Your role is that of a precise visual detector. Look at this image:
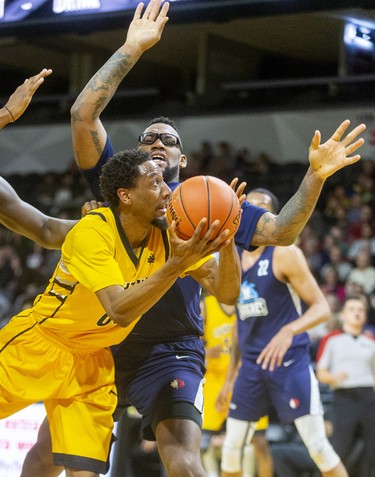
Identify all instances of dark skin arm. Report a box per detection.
[0,68,76,249]
[71,0,169,168]
[0,69,52,128]
[251,120,366,246]
[0,177,76,249]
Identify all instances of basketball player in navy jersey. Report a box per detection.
[216,188,348,477]
[22,1,365,476]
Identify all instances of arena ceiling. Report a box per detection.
[0,1,375,120]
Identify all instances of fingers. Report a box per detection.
[330,119,351,142]
[345,137,365,156]
[133,2,144,20]
[144,0,160,20]
[309,130,321,150]
[341,123,366,147]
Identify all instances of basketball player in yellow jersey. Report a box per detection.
[202,292,236,436]
[201,293,271,477]
[0,149,242,477]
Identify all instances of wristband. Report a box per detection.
[4,105,15,123]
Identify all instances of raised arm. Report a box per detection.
[251,120,366,246]
[0,68,75,249]
[71,0,169,169]
[0,177,75,249]
[0,69,52,129]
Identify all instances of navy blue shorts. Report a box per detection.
[229,347,323,423]
[114,338,206,440]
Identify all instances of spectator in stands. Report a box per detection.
[317,296,375,477]
[320,245,353,284]
[347,222,375,263]
[319,265,346,303]
[347,204,375,243]
[346,249,375,295]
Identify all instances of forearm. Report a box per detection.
[273,167,325,245]
[211,241,241,304]
[316,368,336,386]
[100,259,185,327]
[0,211,75,250]
[0,106,13,129]
[71,42,143,123]
[284,301,330,336]
[224,346,241,388]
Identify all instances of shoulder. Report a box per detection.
[316,330,343,361]
[273,243,307,271]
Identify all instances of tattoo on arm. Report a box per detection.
[90,130,103,155]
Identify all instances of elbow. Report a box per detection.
[215,289,240,306]
[318,303,331,324]
[70,102,80,121]
[108,306,139,328]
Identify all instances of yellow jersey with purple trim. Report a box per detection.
[28,206,173,352]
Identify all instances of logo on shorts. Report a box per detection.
[283,359,295,367]
[289,398,300,409]
[148,253,155,263]
[170,378,185,389]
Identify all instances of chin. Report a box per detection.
[152,216,168,231]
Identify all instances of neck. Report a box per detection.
[117,211,151,249]
[343,323,362,337]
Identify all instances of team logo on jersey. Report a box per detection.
[237,281,268,320]
[170,378,185,389]
[289,398,300,409]
[147,253,155,263]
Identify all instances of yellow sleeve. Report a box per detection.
[180,254,214,277]
[62,217,124,292]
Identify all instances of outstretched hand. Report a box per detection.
[126,0,170,53]
[4,68,52,123]
[308,119,366,180]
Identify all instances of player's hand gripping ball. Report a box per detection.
[167,175,241,240]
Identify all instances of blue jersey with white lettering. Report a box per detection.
[237,246,310,359]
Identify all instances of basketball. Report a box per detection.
[167,175,241,241]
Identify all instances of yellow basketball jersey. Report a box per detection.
[27,207,171,351]
[203,295,236,431]
[203,295,236,374]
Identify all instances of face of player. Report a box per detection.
[138,123,187,183]
[131,160,171,230]
[246,192,274,213]
[341,298,367,329]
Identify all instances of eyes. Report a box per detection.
[138,132,182,149]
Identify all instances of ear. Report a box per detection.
[117,188,131,205]
[179,154,187,169]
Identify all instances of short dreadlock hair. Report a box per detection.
[99,149,151,208]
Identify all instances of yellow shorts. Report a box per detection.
[255,415,269,431]
[0,315,117,473]
[202,369,228,431]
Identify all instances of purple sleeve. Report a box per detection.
[79,137,114,201]
[234,201,267,251]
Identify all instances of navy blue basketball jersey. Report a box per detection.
[237,246,310,358]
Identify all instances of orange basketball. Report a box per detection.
[167,175,241,241]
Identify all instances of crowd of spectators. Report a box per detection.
[1,144,375,336]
